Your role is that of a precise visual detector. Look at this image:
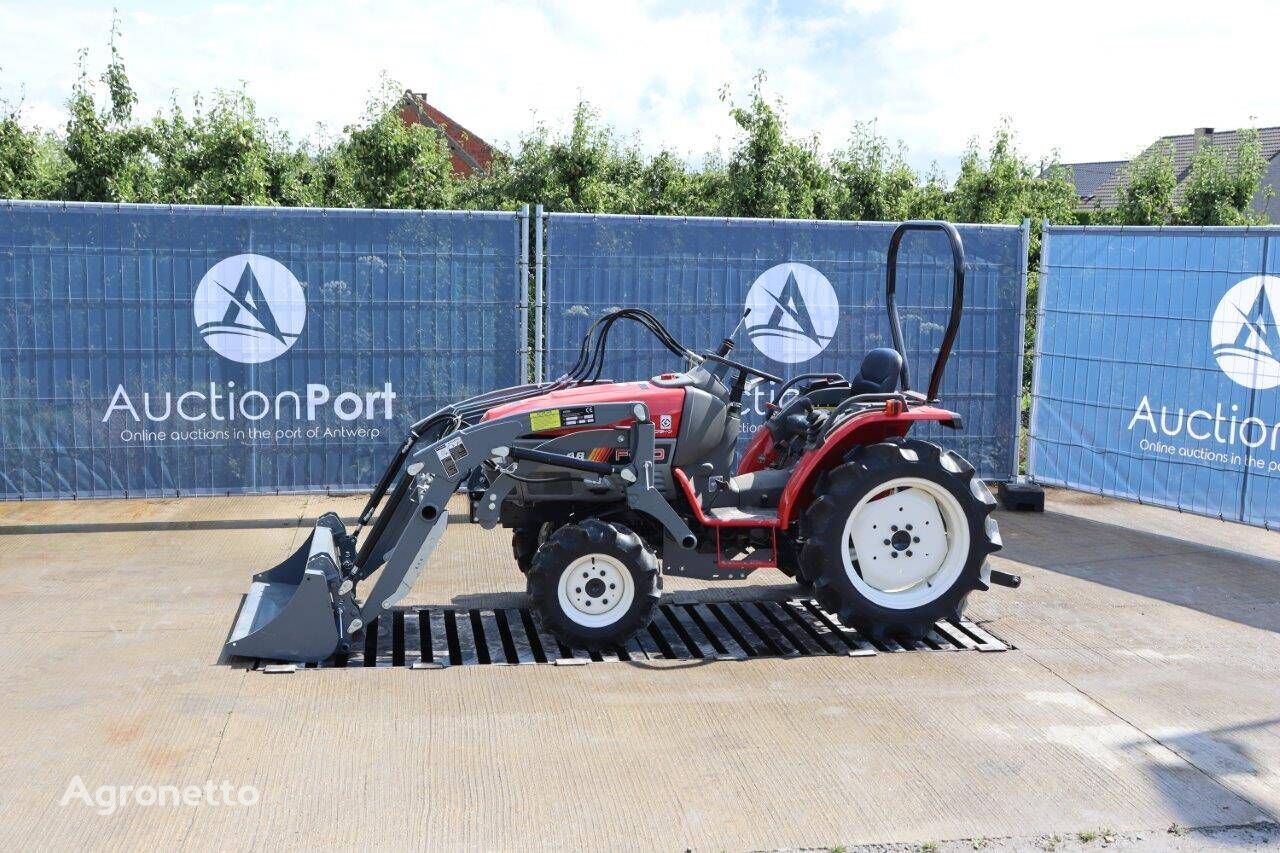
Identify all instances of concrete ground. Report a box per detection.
[0,488,1277,851]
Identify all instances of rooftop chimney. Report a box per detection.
[1195,127,1214,138]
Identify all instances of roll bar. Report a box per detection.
[885,220,966,402]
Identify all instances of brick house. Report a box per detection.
[399,91,497,177]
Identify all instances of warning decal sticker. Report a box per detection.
[529,409,562,432]
[436,436,467,477]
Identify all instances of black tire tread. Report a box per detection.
[511,525,547,574]
[527,519,660,651]
[800,438,1002,641]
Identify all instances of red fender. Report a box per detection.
[774,405,960,528]
[736,425,779,474]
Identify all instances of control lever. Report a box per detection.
[804,408,827,445]
[716,308,751,356]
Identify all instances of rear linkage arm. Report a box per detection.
[341,401,696,638]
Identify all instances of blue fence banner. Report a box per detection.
[0,201,525,499]
[543,213,1029,480]
[1031,225,1280,529]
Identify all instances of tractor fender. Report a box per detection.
[775,405,961,527]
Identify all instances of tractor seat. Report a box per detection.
[849,348,903,395]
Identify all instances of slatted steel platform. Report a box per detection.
[247,598,1009,671]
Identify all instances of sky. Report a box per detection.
[1,0,1277,178]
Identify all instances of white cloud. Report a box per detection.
[0,0,1276,177]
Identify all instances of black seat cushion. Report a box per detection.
[849,348,903,395]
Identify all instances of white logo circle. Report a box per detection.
[1211,275,1280,390]
[744,262,840,363]
[193,254,305,364]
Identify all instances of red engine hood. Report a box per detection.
[483,381,685,439]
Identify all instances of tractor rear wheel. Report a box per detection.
[799,438,1001,641]
[527,519,660,651]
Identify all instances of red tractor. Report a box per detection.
[226,221,1016,663]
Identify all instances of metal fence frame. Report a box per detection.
[517,204,531,382]
[1029,222,1280,529]
[534,204,545,383]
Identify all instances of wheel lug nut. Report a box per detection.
[913,536,920,543]
[906,524,913,531]
[883,539,890,545]
[891,525,898,531]
[906,551,913,557]
[890,552,898,559]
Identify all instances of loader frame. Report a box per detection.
[226,399,697,662]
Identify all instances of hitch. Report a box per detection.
[990,569,1022,589]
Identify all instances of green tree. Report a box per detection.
[62,22,154,202]
[721,75,831,219]
[633,150,723,216]
[263,124,325,208]
[906,166,950,220]
[827,121,918,222]
[0,98,42,198]
[948,123,1076,230]
[0,123,69,199]
[149,90,274,205]
[481,103,649,214]
[1111,143,1177,225]
[328,84,457,209]
[1180,128,1270,225]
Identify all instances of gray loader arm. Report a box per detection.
[349,400,696,636]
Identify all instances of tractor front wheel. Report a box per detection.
[527,519,660,651]
[799,438,1001,641]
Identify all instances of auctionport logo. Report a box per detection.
[1211,275,1280,390]
[1126,274,1280,469]
[744,263,839,364]
[194,254,305,364]
[101,251,397,440]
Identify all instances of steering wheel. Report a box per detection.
[700,351,783,385]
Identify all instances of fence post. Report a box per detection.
[1027,220,1053,482]
[1014,217,1031,479]
[518,204,530,382]
[534,204,545,383]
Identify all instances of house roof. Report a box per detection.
[399,91,496,176]
[1062,161,1127,203]
[1081,126,1280,209]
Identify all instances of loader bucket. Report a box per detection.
[225,512,349,663]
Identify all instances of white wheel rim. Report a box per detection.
[839,476,970,610]
[557,553,635,628]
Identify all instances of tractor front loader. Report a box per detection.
[225,220,1020,664]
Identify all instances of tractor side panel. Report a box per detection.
[482,381,686,439]
[672,386,737,473]
[776,407,959,527]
